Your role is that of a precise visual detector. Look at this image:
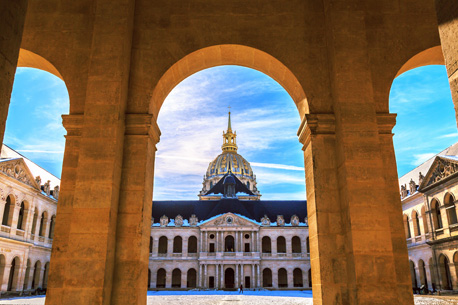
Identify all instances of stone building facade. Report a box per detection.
[0,145,59,294]
[401,142,458,292]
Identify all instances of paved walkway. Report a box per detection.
[0,292,457,305]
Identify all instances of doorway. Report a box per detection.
[225,268,235,288]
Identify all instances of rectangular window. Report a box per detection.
[244,243,250,252]
[209,243,215,253]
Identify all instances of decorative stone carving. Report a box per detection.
[35,176,41,186]
[424,158,458,188]
[304,217,308,226]
[189,214,198,226]
[175,215,183,227]
[151,218,154,226]
[291,215,299,226]
[53,185,59,200]
[409,179,417,195]
[400,184,408,198]
[261,215,270,226]
[276,215,285,226]
[160,215,168,227]
[418,172,424,185]
[43,180,51,196]
[0,160,34,186]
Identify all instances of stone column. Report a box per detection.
[251,264,255,288]
[425,262,433,290]
[10,204,21,236]
[111,114,160,304]
[199,264,203,288]
[200,232,203,252]
[240,264,244,287]
[1,264,11,291]
[204,264,207,288]
[286,238,292,256]
[167,238,173,256]
[435,0,458,126]
[222,264,225,289]
[216,264,219,289]
[271,237,277,255]
[257,264,261,287]
[235,264,239,287]
[235,232,238,252]
[46,0,137,303]
[152,237,159,257]
[0,0,28,146]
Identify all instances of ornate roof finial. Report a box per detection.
[222,110,238,153]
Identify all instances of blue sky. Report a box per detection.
[4,65,457,200]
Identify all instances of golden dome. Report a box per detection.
[205,152,254,178]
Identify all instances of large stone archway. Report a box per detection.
[1,1,458,305]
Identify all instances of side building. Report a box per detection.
[0,145,59,295]
[401,142,458,292]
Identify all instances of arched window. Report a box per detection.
[262,236,271,253]
[278,268,287,287]
[431,199,443,230]
[403,215,411,238]
[188,236,197,253]
[17,202,25,230]
[149,236,153,254]
[31,208,38,235]
[39,211,48,237]
[172,268,181,288]
[42,262,50,289]
[262,268,272,287]
[293,268,303,287]
[7,257,20,291]
[445,193,458,225]
[412,210,421,236]
[48,215,56,239]
[2,195,15,226]
[225,235,235,252]
[173,236,182,253]
[439,254,452,290]
[187,268,197,288]
[158,236,168,254]
[306,236,310,254]
[156,268,166,288]
[292,236,301,253]
[32,261,41,289]
[277,236,286,253]
[409,260,417,289]
[418,259,428,288]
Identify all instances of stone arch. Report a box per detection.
[156,268,166,288]
[277,236,286,253]
[187,268,197,288]
[2,194,15,227]
[17,49,64,81]
[394,46,444,79]
[262,236,271,253]
[262,268,272,288]
[278,268,287,288]
[293,268,303,287]
[411,210,421,237]
[173,236,182,253]
[225,235,235,252]
[444,192,458,226]
[409,260,418,289]
[172,268,181,288]
[431,198,443,230]
[438,254,452,290]
[158,236,167,254]
[31,260,41,289]
[42,262,50,289]
[39,210,48,237]
[151,45,309,118]
[187,236,197,253]
[418,259,428,288]
[403,214,411,239]
[292,236,301,254]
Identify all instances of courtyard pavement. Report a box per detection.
[0,291,457,304]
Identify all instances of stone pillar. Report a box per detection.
[287,268,293,288]
[111,114,160,303]
[425,262,433,290]
[251,264,255,288]
[1,264,11,291]
[235,232,238,252]
[199,264,203,288]
[167,238,173,256]
[152,237,159,257]
[10,204,21,236]
[165,269,171,289]
[46,0,137,303]
[271,237,277,255]
[257,264,261,287]
[286,238,292,256]
[272,269,278,288]
[435,0,458,127]
[0,0,28,146]
[222,264,225,289]
[215,264,219,289]
[199,232,203,252]
[204,264,207,288]
[235,264,239,287]
[240,264,244,287]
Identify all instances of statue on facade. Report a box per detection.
[189,214,198,226]
[400,184,408,198]
[276,215,285,226]
[35,176,41,187]
[304,216,308,226]
[261,215,270,226]
[418,172,424,186]
[409,179,417,195]
[53,185,59,200]
[43,180,51,196]
[160,215,168,227]
[175,215,183,227]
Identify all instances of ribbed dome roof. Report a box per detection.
[205,152,254,179]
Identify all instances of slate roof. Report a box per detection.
[152,199,307,223]
[205,172,254,196]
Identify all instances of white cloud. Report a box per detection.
[439,132,458,139]
[412,153,436,166]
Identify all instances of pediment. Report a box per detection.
[419,156,458,191]
[0,158,39,189]
[200,213,259,228]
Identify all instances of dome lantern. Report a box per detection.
[222,112,238,153]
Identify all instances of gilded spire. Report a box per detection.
[222,111,237,153]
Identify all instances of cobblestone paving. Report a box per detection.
[0,294,457,304]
